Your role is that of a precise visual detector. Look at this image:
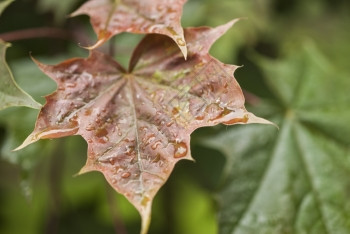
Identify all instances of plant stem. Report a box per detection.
[0,27,70,42]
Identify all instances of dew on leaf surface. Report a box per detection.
[173,141,187,158]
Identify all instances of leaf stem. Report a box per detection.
[0,27,71,42]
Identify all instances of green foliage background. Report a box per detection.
[0,0,349,233]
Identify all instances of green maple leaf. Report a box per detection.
[202,42,350,234]
[0,41,41,110]
[0,56,56,168]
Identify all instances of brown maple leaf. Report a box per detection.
[16,20,270,234]
[71,0,188,58]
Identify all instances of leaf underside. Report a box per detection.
[16,20,271,233]
[72,0,188,58]
[202,43,350,234]
[0,41,41,111]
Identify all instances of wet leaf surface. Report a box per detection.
[16,20,269,233]
[72,0,188,58]
[202,43,350,234]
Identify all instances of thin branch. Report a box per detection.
[0,27,71,42]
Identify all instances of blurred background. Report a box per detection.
[1,0,349,233]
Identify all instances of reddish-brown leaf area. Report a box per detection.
[72,0,188,58]
[17,20,270,233]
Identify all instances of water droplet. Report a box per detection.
[194,62,204,70]
[66,82,77,88]
[151,141,162,150]
[102,136,109,142]
[130,156,138,164]
[156,4,164,11]
[148,136,156,144]
[109,158,116,165]
[98,138,107,144]
[121,172,131,178]
[195,115,205,120]
[223,114,249,125]
[152,153,161,163]
[118,132,122,136]
[140,126,148,132]
[172,107,179,115]
[125,145,135,156]
[209,106,232,121]
[176,38,185,46]
[141,196,150,206]
[85,125,95,131]
[84,109,92,116]
[65,92,72,98]
[68,120,78,127]
[166,26,177,36]
[111,179,117,184]
[173,141,188,158]
[166,121,174,127]
[207,83,215,92]
[95,128,108,138]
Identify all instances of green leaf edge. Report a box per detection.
[0,40,42,110]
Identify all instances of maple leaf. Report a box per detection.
[71,0,188,58]
[16,20,271,233]
[0,41,41,110]
[201,43,350,233]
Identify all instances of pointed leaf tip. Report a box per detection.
[184,18,240,55]
[13,133,38,151]
[245,112,278,127]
